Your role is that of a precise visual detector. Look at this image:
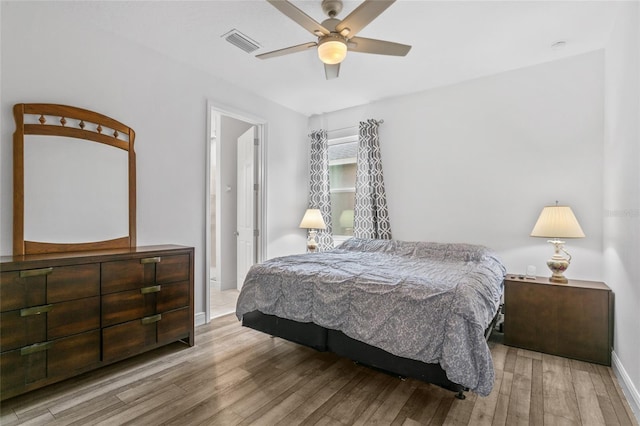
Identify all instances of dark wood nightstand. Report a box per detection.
[503,274,613,365]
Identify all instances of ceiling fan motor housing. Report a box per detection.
[322,0,343,18]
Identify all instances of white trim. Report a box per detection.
[329,158,356,166]
[195,312,207,327]
[328,134,358,145]
[204,100,267,324]
[330,187,355,193]
[612,350,640,422]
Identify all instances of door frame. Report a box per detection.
[205,100,267,323]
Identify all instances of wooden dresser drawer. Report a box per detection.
[0,309,47,352]
[101,280,189,327]
[0,271,47,311]
[47,264,100,303]
[158,307,190,345]
[0,330,100,397]
[101,290,149,327]
[157,281,190,313]
[48,296,100,339]
[102,307,190,362]
[101,259,146,294]
[0,264,99,312]
[156,254,190,284]
[0,296,100,351]
[102,318,158,362]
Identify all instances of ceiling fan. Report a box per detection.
[257,0,411,80]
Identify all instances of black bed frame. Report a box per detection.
[242,309,501,399]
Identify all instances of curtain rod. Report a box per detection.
[308,119,384,137]
[327,119,384,134]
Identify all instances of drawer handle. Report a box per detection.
[140,257,161,264]
[20,341,53,355]
[140,285,161,294]
[20,304,53,317]
[19,267,53,278]
[141,314,162,325]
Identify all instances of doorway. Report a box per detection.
[206,102,266,322]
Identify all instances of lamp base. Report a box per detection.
[546,240,571,284]
[307,229,318,253]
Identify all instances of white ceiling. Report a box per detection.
[39,0,620,116]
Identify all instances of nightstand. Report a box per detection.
[503,274,613,365]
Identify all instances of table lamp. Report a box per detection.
[530,203,585,283]
[299,208,326,252]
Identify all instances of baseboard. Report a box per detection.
[612,350,640,422]
[195,311,207,327]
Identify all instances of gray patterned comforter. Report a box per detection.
[235,238,506,396]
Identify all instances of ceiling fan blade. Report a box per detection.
[256,42,318,60]
[267,0,330,36]
[324,63,340,80]
[348,36,411,56]
[336,0,395,38]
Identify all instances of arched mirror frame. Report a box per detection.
[13,103,136,255]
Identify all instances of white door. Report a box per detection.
[236,126,256,290]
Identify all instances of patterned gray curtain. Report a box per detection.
[354,119,392,239]
[308,130,334,250]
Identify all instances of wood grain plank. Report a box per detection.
[359,378,418,424]
[95,384,186,425]
[572,369,606,425]
[599,367,636,426]
[278,359,361,424]
[47,394,124,425]
[505,354,532,426]
[442,391,477,425]
[542,353,581,425]
[1,410,56,426]
[327,370,396,424]
[468,367,502,425]
[504,346,518,373]
[302,370,372,425]
[529,358,544,426]
[491,344,508,372]
[401,384,450,425]
[517,348,542,360]
[430,396,455,425]
[2,316,638,426]
[492,369,513,426]
[124,367,253,426]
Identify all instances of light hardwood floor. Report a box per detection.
[210,288,240,319]
[1,314,637,426]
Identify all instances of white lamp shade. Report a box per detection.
[317,38,347,65]
[530,205,585,239]
[299,208,326,230]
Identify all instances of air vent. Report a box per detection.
[222,29,260,54]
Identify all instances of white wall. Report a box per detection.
[604,1,640,417]
[0,2,309,318]
[310,51,604,281]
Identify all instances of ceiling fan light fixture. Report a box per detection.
[318,36,347,64]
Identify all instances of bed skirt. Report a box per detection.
[241,310,472,396]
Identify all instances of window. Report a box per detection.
[328,135,357,241]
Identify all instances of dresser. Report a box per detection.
[503,274,613,365]
[0,245,194,400]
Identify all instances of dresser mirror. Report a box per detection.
[13,103,136,255]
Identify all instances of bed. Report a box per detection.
[235,238,506,398]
